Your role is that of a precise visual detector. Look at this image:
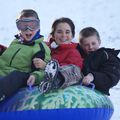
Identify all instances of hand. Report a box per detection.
[27,75,36,86]
[33,58,46,70]
[82,73,94,85]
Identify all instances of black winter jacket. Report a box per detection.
[77,45,120,95]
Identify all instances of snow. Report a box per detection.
[0,0,120,119]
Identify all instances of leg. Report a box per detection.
[0,71,30,102]
[58,65,83,88]
[38,59,59,94]
[44,59,59,80]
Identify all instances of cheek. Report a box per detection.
[20,32,25,37]
[54,34,61,39]
[54,35,62,43]
[82,45,89,52]
[67,35,72,40]
[33,28,39,34]
[92,44,99,50]
[32,31,37,35]
[84,47,89,51]
[54,36,60,43]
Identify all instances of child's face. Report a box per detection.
[17,17,40,42]
[53,23,73,45]
[80,35,101,54]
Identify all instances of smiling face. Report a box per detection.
[80,35,101,54]
[18,17,39,42]
[53,23,73,45]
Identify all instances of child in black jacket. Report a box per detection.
[77,27,120,95]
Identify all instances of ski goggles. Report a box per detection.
[16,18,40,31]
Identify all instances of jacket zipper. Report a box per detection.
[10,48,21,66]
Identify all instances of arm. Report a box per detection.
[82,73,94,85]
[33,58,46,70]
[28,42,51,86]
[82,71,114,95]
[91,72,116,95]
[82,49,108,75]
[92,51,120,94]
[83,48,120,95]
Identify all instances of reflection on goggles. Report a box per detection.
[16,18,40,31]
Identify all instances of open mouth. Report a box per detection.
[25,33,33,39]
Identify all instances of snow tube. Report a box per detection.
[0,85,114,120]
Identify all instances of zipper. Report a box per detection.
[10,48,21,66]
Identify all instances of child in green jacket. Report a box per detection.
[0,9,51,102]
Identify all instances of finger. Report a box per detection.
[27,79,30,86]
[82,79,89,85]
[33,58,39,61]
[33,59,39,63]
[27,79,33,86]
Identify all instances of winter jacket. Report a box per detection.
[0,44,7,55]
[51,43,83,69]
[0,37,51,84]
[77,44,120,95]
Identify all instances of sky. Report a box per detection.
[0,0,120,119]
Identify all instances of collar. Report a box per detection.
[14,34,44,46]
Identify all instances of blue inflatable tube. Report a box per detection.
[0,85,114,120]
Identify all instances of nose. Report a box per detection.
[61,33,68,41]
[89,44,93,49]
[61,32,67,37]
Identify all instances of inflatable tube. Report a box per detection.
[0,85,114,120]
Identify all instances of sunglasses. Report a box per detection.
[16,18,40,31]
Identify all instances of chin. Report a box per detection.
[24,38,32,42]
[25,36,34,41]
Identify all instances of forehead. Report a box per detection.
[81,35,99,43]
[20,16,37,20]
[56,23,71,30]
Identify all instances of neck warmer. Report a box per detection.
[15,29,41,44]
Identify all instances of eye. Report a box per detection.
[92,42,96,45]
[56,30,62,34]
[66,30,71,34]
[85,44,89,47]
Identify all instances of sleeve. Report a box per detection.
[89,49,120,95]
[82,49,108,75]
[60,49,83,70]
[31,42,51,85]
[91,72,113,95]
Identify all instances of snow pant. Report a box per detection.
[0,71,30,102]
[52,65,83,89]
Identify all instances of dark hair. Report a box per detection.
[18,9,39,20]
[79,27,100,43]
[50,17,75,37]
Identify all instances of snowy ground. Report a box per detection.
[0,0,120,120]
[109,82,120,120]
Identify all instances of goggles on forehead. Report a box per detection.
[16,18,40,31]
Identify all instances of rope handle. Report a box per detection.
[80,82,95,90]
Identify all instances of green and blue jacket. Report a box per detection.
[0,36,51,84]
